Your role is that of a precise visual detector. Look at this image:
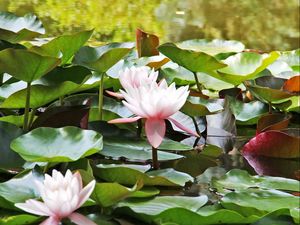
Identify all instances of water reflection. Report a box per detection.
[0,0,299,50]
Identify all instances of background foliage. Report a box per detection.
[0,0,299,50]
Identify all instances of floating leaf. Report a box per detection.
[136,28,159,57]
[0,49,60,83]
[10,127,103,162]
[256,113,291,134]
[246,76,295,103]
[221,189,299,218]
[0,211,39,225]
[0,12,44,43]
[95,164,193,186]
[158,43,226,73]
[282,75,300,93]
[30,30,93,65]
[73,42,134,72]
[243,129,300,158]
[181,97,223,117]
[211,169,300,194]
[0,122,24,170]
[211,51,280,86]
[135,55,169,69]
[227,96,269,125]
[0,170,43,208]
[176,39,245,56]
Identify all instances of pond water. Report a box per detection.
[0,0,299,51]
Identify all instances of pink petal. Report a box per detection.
[15,199,53,217]
[73,171,83,191]
[77,180,96,208]
[105,90,124,99]
[68,212,97,225]
[168,117,200,137]
[108,116,141,124]
[40,217,60,225]
[145,119,166,148]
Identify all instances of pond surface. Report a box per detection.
[0,0,299,51]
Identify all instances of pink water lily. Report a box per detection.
[15,170,96,225]
[109,79,199,148]
[107,66,158,99]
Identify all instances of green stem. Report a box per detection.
[193,72,202,93]
[59,96,64,106]
[98,73,105,120]
[28,108,37,129]
[137,119,142,138]
[268,102,272,114]
[152,146,159,170]
[191,116,201,136]
[23,82,31,132]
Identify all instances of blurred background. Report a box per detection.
[0,0,299,51]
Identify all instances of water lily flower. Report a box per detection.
[15,170,96,225]
[106,66,158,99]
[109,79,199,148]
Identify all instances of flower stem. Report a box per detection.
[191,116,201,136]
[268,102,272,114]
[193,72,202,93]
[152,146,159,170]
[23,82,31,132]
[137,119,142,138]
[98,72,105,120]
[28,108,36,129]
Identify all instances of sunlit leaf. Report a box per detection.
[0,12,44,43]
[10,127,103,162]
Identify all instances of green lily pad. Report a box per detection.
[95,164,193,186]
[0,170,43,208]
[182,97,223,117]
[10,127,102,162]
[211,169,300,194]
[221,189,300,219]
[92,181,158,208]
[0,122,24,170]
[176,39,245,56]
[0,81,27,100]
[227,96,269,125]
[0,49,60,82]
[30,30,93,65]
[73,42,134,72]
[211,51,280,86]
[0,211,39,225]
[158,43,226,73]
[246,76,295,103]
[0,12,44,43]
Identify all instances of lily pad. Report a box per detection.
[212,51,280,86]
[211,169,300,194]
[0,211,39,225]
[176,39,245,56]
[73,42,134,72]
[136,28,159,57]
[0,122,24,170]
[158,43,226,73]
[243,128,300,158]
[95,164,193,186]
[0,12,44,43]
[30,30,93,65]
[181,97,223,117]
[0,49,60,83]
[256,113,291,134]
[10,126,103,162]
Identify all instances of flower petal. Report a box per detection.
[40,217,60,225]
[145,119,166,148]
[15,199,52,216]
[77,180,96,208]
[168,117,200,137]
[68,212,97,225]
[108,116,141,124]
[105,90,124,99]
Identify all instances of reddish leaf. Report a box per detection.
[244,154,300,180]
[256,113,291,134]
[219,87,243,100]
[282,75,300,93]
[243,128,300,158]
[31,105,90,129]
[136,28,159,57]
